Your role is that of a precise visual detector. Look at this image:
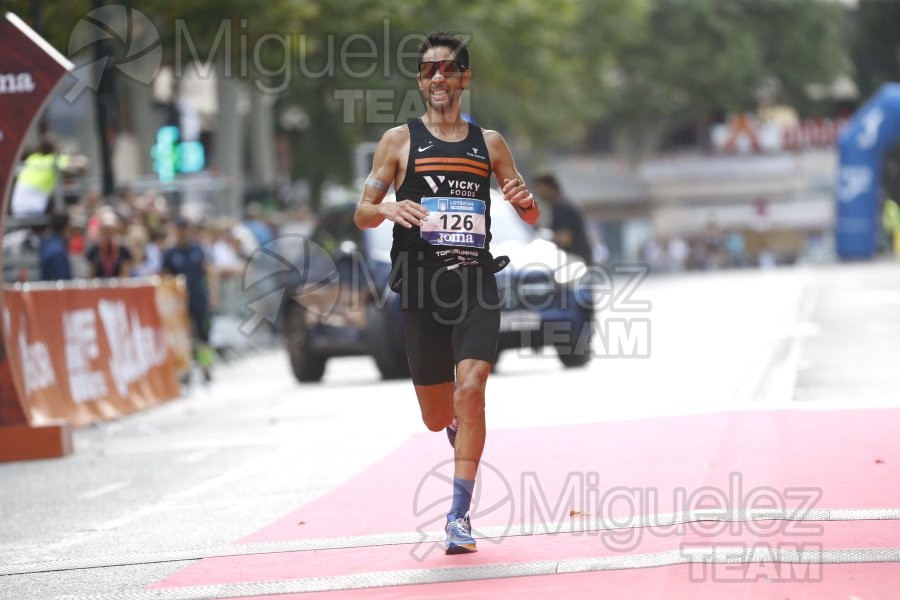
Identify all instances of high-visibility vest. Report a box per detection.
[17,152,70,194]
[883,199,900,232]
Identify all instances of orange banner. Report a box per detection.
[0,345,28,426]
[1,280,181,427]
[155,275,192,375]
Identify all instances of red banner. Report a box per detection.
[0,12,72,222]
[2,281,180,427]
[0,12,73,433]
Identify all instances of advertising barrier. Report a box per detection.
[1,279,182,429]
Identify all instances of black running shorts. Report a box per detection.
[401,269,501,386]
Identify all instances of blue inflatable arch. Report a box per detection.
[836,83,900,258]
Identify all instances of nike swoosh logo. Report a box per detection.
[417,144,435,152]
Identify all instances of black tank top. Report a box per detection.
[391,118,493,289]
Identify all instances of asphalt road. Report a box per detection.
[1,261,899,599]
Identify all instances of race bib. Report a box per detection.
[419,197,486,248]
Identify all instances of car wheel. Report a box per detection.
[285,304,327,382]
[366,304,410,380]
[558,348,591,368]
[554,317,592,369]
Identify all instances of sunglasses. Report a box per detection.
[417,60,467,79]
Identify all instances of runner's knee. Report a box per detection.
[454,381,485,418]
[415,383,454,431]
[422,414,448,432]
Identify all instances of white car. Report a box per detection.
[283,189,595,382]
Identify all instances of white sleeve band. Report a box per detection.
[365,176,389,192]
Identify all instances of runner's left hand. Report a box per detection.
[502,178,535,209]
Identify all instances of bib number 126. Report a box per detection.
[419,197,486,248]
[440,214,474,231]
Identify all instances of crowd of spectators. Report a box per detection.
[10,190,306,282]
[638,224,752,273]
[5,186,317,321]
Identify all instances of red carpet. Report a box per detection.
[153,408,900,598]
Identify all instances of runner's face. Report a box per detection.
[417,46,469,110]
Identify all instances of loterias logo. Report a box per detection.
[0,72,36,94]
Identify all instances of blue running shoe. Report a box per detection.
[446,415,458,448]
[444,515,477,554]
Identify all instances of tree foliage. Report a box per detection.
[853,0,900,99]
[3,0,853,191]
[602,0,848,163]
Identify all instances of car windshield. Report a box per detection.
[368,192,534,254]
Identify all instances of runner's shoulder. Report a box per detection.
[377,126,410,160]
[482,129,508,150]
[380,125,410,147]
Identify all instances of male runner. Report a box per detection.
[354,32,540,554]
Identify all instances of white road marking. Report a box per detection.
[765,285,821,404]
[49,546,900,599]
[77,482,130,500]
[177,449,214,464]
[7,507,900,577]
[44,448,299,555]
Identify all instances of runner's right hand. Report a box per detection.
[379,200,430,229]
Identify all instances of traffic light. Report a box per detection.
[151,125,205,182]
